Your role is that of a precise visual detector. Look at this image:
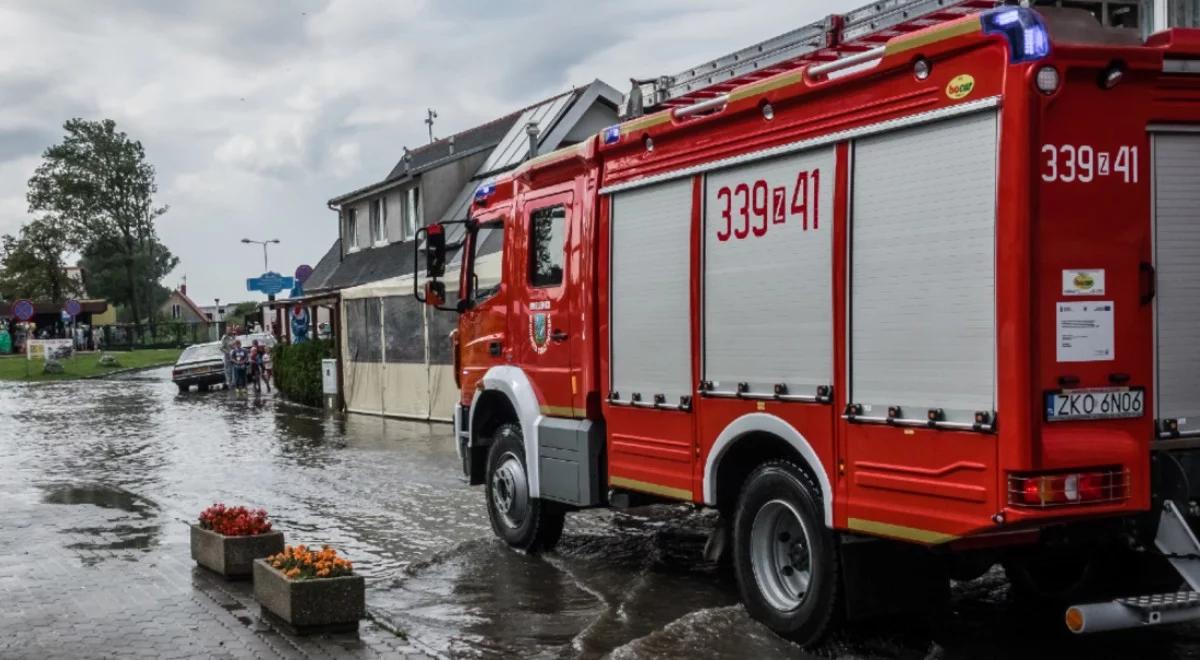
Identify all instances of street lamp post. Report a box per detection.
[241,238,280,272]
[241,238,281,304]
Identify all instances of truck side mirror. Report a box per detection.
[424,281,446,307]
[425,224,446,278]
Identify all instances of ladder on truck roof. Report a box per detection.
[622,0,1006,118]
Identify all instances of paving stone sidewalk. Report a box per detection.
[0,480,431,660]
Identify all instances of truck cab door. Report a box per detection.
[514,190,580,417]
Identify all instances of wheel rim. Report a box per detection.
[749,499,813,612]
[491,451,529,529]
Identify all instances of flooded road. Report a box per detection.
[4,368,1200,658]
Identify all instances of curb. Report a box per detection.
[84,362,178,379]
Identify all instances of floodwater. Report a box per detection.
[4,368,1200,658]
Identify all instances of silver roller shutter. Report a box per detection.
[610,179,694,407]
[850,110,998,426]
[703,146,835,400]
[1154,132,1200,437]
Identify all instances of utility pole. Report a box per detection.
[425,108,438,143]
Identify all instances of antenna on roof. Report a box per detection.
[425,108,438,143]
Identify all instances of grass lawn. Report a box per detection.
[0,348,183,382]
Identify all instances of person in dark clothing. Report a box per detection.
[248,340,263,393]
[230,340,248,392]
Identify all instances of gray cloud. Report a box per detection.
[0,0,848,302]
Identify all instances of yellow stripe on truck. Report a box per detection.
[609,475,692,501]
[847,517,959,544]
[884,18,981,57]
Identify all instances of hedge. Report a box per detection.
[273,339,334,407]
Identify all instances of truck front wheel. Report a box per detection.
[733,460,840,647]
[485,423,565,552]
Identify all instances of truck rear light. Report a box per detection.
[1008,468,1128,508]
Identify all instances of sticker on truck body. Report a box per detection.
[1056,301,1115,362]
[1062,269,1105,296]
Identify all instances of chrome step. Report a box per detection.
[1117,591,1200,612]
[1067,501,1200,633]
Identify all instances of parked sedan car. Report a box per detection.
[172,342,225,393]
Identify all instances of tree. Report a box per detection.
[27,118,170,330]
[78,238,176,318]
[0,217,82,302]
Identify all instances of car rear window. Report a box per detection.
[180,344,221,362]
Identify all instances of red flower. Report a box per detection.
[198,503,273,536]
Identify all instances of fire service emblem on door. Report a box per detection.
[530,313,551,354]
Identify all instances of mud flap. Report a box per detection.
[839,536,949,622]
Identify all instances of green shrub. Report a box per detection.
[272,339,333,407]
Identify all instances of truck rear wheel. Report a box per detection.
[485,423,565,552]
[733,460,839,646]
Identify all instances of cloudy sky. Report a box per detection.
[0,0,846,304]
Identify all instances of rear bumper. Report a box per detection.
[173,372,225,387]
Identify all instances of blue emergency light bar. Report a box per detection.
[474,182,496,204]
[981,7,1051,63]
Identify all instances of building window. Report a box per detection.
[172,303,181,320]
[371,197,387,244]
[529,205,565,287]
[402,187,419,240]
[346,207,358,248]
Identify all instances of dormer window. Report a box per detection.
[346,207,359,248]
[371,197,387,244]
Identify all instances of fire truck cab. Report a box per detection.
[417,4,1200,644]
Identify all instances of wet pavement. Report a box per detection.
[4,368,1200,658]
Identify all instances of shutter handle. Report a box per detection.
[1140,262,1156,305]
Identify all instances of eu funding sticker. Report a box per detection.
[1056,301,1115,362]
[1062,269,1105,296]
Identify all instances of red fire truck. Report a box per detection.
[416,1,1200,643]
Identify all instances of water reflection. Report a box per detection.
[8,369,1200,658]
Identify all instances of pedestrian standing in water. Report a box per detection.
[261,345,273,392]
[220,325,237,390]
[248,340,263,393]
[231,340,248,392]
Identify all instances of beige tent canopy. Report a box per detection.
[338,250,501,422]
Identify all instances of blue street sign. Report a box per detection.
[64,299,81,316]
[12,299,34,322]
[246,271,295,296]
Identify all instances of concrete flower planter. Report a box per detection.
[253,559,365,634]
[190,525,284,579]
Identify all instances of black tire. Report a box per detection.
[177,383,188,393]
[733,460,840,646]
[485,423,565,552]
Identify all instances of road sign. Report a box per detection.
[64,299,81,316]
[246,271,295,296]
[295,264,313,284]
[12,299,34,322]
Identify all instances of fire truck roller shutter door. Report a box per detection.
[475,365,546,498]
[609,179,694,406]
[1153,131,1200,438]
[703,146,835,399]
[849,109,998,426]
